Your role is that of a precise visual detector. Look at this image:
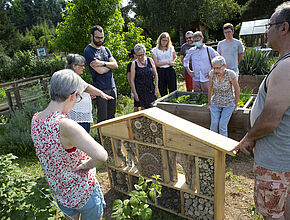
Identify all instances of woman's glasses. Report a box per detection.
[71,91,82,103]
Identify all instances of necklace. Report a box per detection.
[138,59,147,66]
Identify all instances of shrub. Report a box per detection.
[0,50,65,82]
[239,48,272,75]
[0,153,61,219]
[112,175,162,220]
[0,99,49,156]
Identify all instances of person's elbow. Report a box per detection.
[112,62,118,69]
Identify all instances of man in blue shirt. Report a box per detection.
[84,25,118,123]
[183,31,219,92]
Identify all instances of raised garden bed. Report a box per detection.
[152,91,255,141]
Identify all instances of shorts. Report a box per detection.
[254,163,290,218]
[57,186,106,220]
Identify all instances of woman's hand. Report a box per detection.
[154,88,159,97]
[233,106,238,114]
[100,91,114,100]
[134,93,139,102]
[207,104,211,112]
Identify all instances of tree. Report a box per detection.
[52,0,152,96]
[130,0,240,44]
[241,0,285,21]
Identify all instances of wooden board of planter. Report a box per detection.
[91,107,238,220]
[152,91,255,141]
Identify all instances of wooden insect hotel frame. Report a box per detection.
[91,107,238,220]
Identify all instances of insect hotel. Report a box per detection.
[91,107,238,220]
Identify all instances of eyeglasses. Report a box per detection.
[265,21,284,30]
[76,64,85,67]
[213,66,223,70]
[71,91,82,103]
[186,36,193,40]
[136,53,145,57]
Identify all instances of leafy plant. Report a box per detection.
[0,99,48,156]
[0,153,62,219]
[239,48,272,76]
[111,175,162,220]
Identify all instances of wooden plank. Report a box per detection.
[195,157,200,194]
[165,126,215,157]
[100,120,130,139]
[214,150,226,220]
[0,75,44,88]
[161,150,169,183]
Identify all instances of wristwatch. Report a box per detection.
[103,62,106,67]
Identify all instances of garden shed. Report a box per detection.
[91,107,238,219]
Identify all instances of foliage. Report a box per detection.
[168,94,208,105]
[0,50,65,82]
[130,0,240,42]
[0,153,62,219]
[239,48,272,75]
[0,99,49,156]
[111,175,162,220]
[53,0,152,96]
[115,94,134,117]
[7,0,65,33]
[238,89,253,108]
[174,56,185,83]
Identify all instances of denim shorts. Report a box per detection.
[57,186,106,220]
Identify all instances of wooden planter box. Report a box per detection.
[152,91,255,141]
[238,75,265,93]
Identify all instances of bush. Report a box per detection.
[239,48,272,76]
[0,99,48,156]
[0,154,61,219]
[0,50,65,82]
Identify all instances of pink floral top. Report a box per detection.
[31,112,97,208]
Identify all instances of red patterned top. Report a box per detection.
[31,112,97,208]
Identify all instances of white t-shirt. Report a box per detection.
[152,46,174,68]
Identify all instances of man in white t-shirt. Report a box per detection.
[217,23,244,79]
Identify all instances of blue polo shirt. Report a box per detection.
[84,45,115,90]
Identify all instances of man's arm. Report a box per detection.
[90,56,118,74]
[233,60,290,154]
[238,53,243,64]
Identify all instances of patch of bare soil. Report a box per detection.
[97,154,261,220]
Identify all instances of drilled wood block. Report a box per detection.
[131,116,163,146]
[109,168,129,193]
[157,186,181,213]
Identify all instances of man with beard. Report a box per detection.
[84,25,118,123]
[180,31,195,91]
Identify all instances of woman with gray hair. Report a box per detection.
[130,43,158,110]
[31,69,107,220]
[66,53,113,132]
[208,55,240,137]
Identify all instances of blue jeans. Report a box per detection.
[78,122,91,133]
[209,104,235,137]
[57,186,105,220]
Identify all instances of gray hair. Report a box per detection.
[50,69,84,102]
[185,31,194,36]
[274,1,290,30]
[192,31,203,39]
[66,54,86,69]
[212,56,226,66]
[134,43,146,53]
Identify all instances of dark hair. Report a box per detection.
[90,25,103,35]
[128,49,135,58]
[66,54,86,69]
[223,23,234,31]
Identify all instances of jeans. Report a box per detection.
[95,87,117,123]
[78,122,91,133]
[209,104,235,137]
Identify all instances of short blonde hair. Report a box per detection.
[156,32,173,50]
